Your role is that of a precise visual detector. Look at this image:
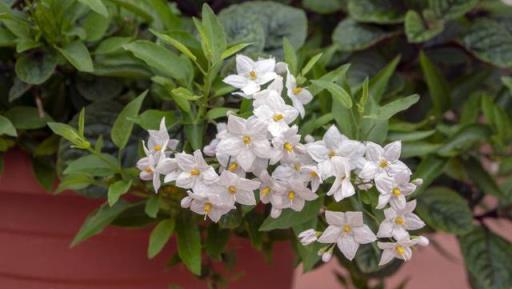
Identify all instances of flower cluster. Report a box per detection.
[137,54,429,267]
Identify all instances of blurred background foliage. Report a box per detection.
[0,1,511,289]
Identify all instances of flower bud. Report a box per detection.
[275,62,288,75]
[412,178,423,186]
[180,196,192,208]
[321,250,333,262]
[414,236,429,247]
[298,229,318,246]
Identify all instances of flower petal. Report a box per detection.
[318,225,341,243]
[337,236,359,260]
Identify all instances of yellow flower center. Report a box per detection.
[379,160,389,168]
[153,144,162,151]
[292,86,303,95]
[288,191,296,200]
[343,224,352,233]
[190,169,201,176]
[249,70,257,80]
[242,135,251,144]
[204,202,212,213]
[294,163,301,171]
[273,114,284,121]
[283,142,293,152]
[395,245,405,256]
[144,166,153,173]
[392,187,401,197]
[228,162,239,172]
[261,186,271,196]
[310,171,318,178]
[328,150,336,158]
[394,216,405,225]
[228,185,237,194]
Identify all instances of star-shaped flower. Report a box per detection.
[326,156,355,202]
[217,171,260,206]
[174,150,218,190]
[286,70,313,118]
[375,173,417,209]
[377,200,425,240]
[377,236,429,266]
[223,54,278,97]
[359,141,410,180]
[318,211,377,260]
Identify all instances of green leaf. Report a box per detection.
[347,0,406,24]
[184,123,203,150]
[301,52,323,76]
[95,36,133,55]
[221,42,252,60]
[78,0,108,17]
[63,153,118,177]
[311,80,353,108]
[462,19,512,68]
[412,155,448,197]
[259,196,323,231]
[47,122,90,149]
[56,41,94,73]
[369,55,400,102]
[31,157,56,192]
[108,179,133,206]
[78,108,85,137]
[375,94,420,120]
[148,219,175,259]
[293,219,321,272]
[416,187,473,235]
[150,29,196,61]
[55,174,94,193]
[419,51,450,115]
[144,195,160,218]
[388,130,435,142]
[401,141,442,158]
[283,37,298,75]
[111,91,147,149]
[0,115,17,137]
[124,40,191,83]
[146,0,181,30]
[219,2,307,55]
[205,225,230,260]
[15,52,57,85]
[175,214,202,275]
[459,227,512,289]
[303,0,343,14]
[200,4,227,64]
[71,201,137,247]
[438,124,491,157]
[404,10,445,43]
[206,107,237,120]
[34,135,60,156]
[429,0,477,20]
[131,110,176,130]
[332,18,396,52]
[170,88,192,113]
[4,106,53,130]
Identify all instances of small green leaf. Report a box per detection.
[404,10,444,43]
[0,115,17,137]
[419,51,450,115]
[56,41,94,72]
[301,52,323,76]
[205,225,230,260]
[283,37,298,75]
[311,80,352,108]
[200,4,227,64]
[15,53,57,85]
[184,123,203,150]
[111,91,147,149]
[438,124,491,157]
[63,154,118,177]
[108,179,133,207]
[429,0,477,20]
[375,94,420,120]
[332,18,396,52]
[131,110,176,130]
[170,88,192,113]
[148,219,175,259]
[145,195,160,218]
[78,0,109,17]
[151,29,197,61]
[259,196,323,231]
[47,122,90,149]
[31,157,56,192]
[206,107,237,120]
[71,201,137,247]
[221,42,251,60]
[55,174,94,193]
[95,36,132,55]
[78,108,85,137]
[369,55,400,102]
[416,187,473,235]
[175,214,202,275]
[347,0,406,24]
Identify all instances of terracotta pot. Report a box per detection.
[0,150,294,289]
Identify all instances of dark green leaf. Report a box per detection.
[4,106,53,130]
[429,0,477,20]
[205,225,230,260]
[347,0,406,24]
[412,155,448,196]
[259,196,323,231]
[438,125,491,157]
[419,51,450,115]
[404,10,444,43]
[108,179,133,206]
[175,214,202,275]
[15,52,57,85]
[78,0,108,17]
[111,91,147,149]
[333,18,396,52]
[144,195,160,218]
[0,115,17,137]
[56,41,94,72]
[148,219,175,259]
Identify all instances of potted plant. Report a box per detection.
[0,1,511,289]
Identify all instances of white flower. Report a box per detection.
[286,70,313,118]
[182,187,234,222]
[271,125,304,163]
[253,93,298,136]
[377,200,425,240]
[137,152,163,192]
[326,156,355,202]
[306,125,365,178]
[300,164,322,192]
[318,211,377,260]
[223,54,277,97]
[359,141,410,180]
[258,170,285,207]
[147,118,179,155]
[203,122,227,156]
[272,179,318,216]
[321,249,333,262]
[252,76,283,108]
[216,115,273,171]
[377,236,429,266]
[217,171,260,206]
[174,150,218,190]
[298,229,318,246]
[375,173,416,209]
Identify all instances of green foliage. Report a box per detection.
[147,218,175,258]
[175,214,202,275]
